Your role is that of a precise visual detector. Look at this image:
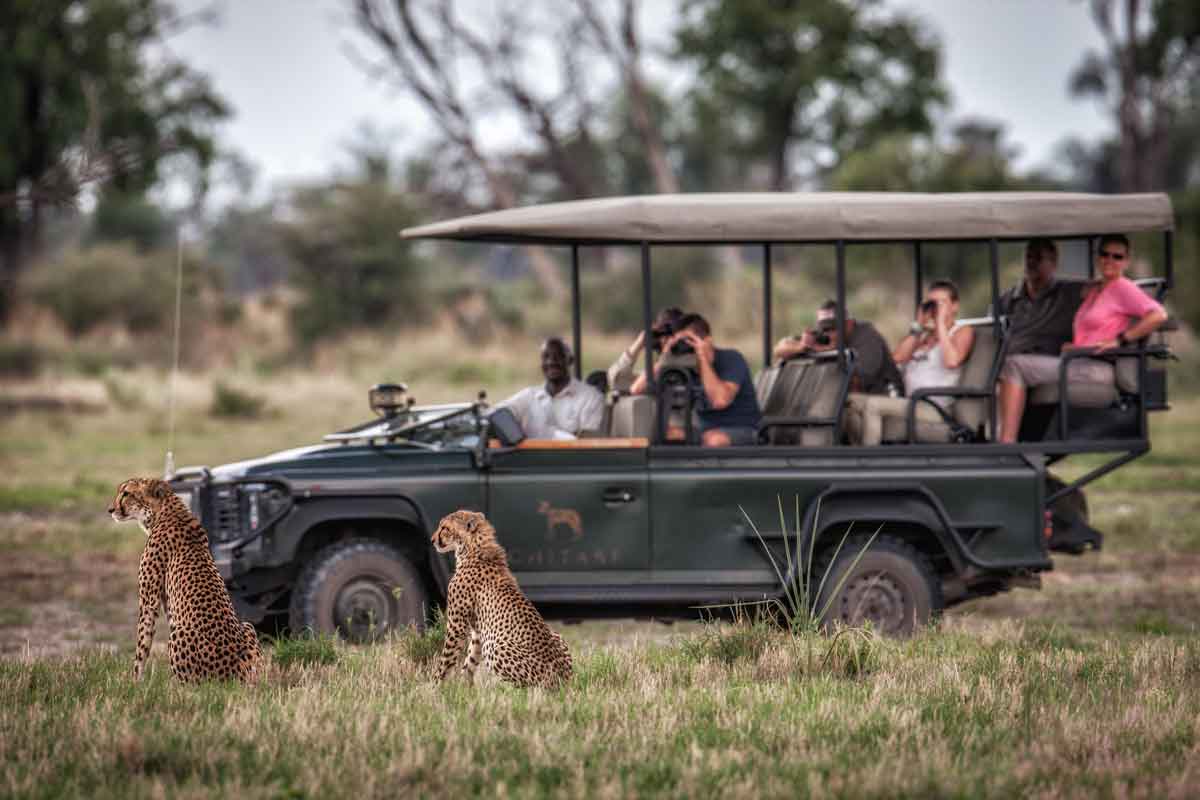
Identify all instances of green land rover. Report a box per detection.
[169,192,1176,638]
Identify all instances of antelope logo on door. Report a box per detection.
[537,500,583,542]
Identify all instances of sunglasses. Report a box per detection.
[1098,250,1127,261]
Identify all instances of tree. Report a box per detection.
[675,0,947,191]
[278,153,430,347]
[0,0,229,323]
[346,0,688,296]
[1069,0,1200,192]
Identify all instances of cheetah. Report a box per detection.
[108,477,261,683]
[432,510,572,689]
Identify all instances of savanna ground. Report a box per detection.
[2,331,1199,798]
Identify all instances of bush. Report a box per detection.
[27,243,224,339]
[679,618,776,666]
[397,607,446,667]
[210,381,267,419]
[0,341,44,378]
[273,632,340,668]
[27,244,172,336]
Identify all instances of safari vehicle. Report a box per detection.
[169,192,1176,638]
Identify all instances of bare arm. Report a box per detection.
[686,332,738,410]
[892,333,920,366]
[1122,308,1168,342]
[938,325,975,369]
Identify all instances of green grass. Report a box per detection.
[2,627,1200,798]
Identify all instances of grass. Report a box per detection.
[2,625,1200,798]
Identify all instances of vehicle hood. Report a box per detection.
[209,442,474,482]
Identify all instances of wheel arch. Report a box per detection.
[799,485,967,579]
[273,496,448,597]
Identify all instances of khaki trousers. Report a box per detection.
[844,392,945,446]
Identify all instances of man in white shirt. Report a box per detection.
[499,338,604,439]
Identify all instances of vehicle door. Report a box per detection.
[647,448,821,588]
[485,445,650,582]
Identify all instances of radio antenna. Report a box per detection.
[164,228,184,478]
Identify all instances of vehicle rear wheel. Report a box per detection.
[288,538,428,642]
[814,533,942,638]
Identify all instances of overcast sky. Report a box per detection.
[169,0,1112,198]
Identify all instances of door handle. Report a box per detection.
[603,487,637,504]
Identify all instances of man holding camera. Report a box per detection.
[633,313,761,446]
[773,300,902,395]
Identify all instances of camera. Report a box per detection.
[650,321,676,353]
[669,338,695,356]
[812,317,836,346]
[920,299,938,316]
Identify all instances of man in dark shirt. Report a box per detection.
[665,313,761,447]
[996,238,1084,356]
[773,300,903,395]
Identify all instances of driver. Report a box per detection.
[498,338,603,439]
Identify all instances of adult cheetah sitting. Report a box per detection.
[108,478,261,683]
[432,510,572,688]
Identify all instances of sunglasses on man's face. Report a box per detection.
[1098,250,1127,261]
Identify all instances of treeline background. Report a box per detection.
[2,0,1198,390]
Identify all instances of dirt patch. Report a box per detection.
[0,547,135,658]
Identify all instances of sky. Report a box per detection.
[169,0,1113,200]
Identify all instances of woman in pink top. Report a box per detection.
[996,233,1167,443]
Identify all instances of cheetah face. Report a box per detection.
[431,509,485,554]
[108,478,170,530]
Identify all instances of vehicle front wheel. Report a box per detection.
[288,538,428,642]
[814,533,942,638]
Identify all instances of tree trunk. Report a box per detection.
[619,0,678,194]
[1116,0,1143,191]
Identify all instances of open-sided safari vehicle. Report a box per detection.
[170,192,1176,638]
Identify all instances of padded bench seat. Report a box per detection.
[1027,357,1138,409]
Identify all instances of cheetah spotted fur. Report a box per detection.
[108,477,261,683]
[432,510,572,688]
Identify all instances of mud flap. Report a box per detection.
[1048,510,1103,555]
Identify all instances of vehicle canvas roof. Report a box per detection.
[401,191,1174,245]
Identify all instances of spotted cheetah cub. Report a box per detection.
[432,510,572,688]
[108,478,261,683]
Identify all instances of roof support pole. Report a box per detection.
[1088,236,1095,280]
[1164,230,1174,294]
[913,241,923,315]
[836,240,847,370]
[762,244,773,370]
[641,241,655,393]
[989,238,1001,439]
[571,244,582,380]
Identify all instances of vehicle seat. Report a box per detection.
[759,351,848,446]
[881,321,1003,443]
[609,394,657,439]
[1026,357,1139,408]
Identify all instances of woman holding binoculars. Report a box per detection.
[844,279,976,446]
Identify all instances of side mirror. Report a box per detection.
[486,407,525,447]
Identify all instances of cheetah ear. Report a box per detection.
[465,512,481,534]
[145,479,171,500]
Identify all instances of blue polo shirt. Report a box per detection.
[697,348,762,432]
